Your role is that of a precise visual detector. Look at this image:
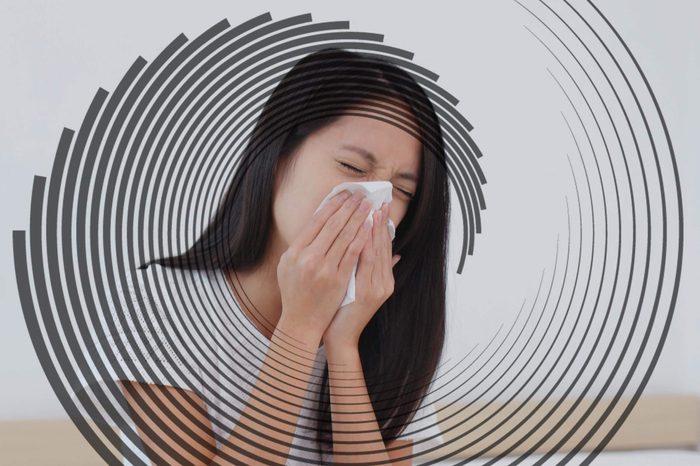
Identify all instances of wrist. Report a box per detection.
[322,326,360,353]
[276,315,323,349]
[323,339,359,360]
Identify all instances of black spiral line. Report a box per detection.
[11,1,683,464]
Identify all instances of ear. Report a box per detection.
[392,255,401,267]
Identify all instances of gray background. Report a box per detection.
[1,0,698,420]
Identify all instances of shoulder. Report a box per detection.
[385,438,413,465]
[108,262,215,359]
[73,263,220,422]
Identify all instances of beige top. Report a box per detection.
[73,262,444,465]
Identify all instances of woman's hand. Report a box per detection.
[277,190,373,341]
[322,202,401,350]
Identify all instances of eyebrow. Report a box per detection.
[339,143,418,183]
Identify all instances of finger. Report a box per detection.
[356,221,374,289]
[371,208,383,263]
[339,217,372,277]
[291,190,352,253]
[308,191,366,258]
[380,204,394,281]
[367,210,382,285]
[381,203,393,264]
[326,196,373,268]
[374,208,389,284]
[374,204,390,259]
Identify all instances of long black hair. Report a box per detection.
[139,47,449,459]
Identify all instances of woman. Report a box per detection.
[113,47,449,465]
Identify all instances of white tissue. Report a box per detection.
[314,181,396,308]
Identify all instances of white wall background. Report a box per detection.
[1,0,698,420]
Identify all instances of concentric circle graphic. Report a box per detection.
[11,2,683,465]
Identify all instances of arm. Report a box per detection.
[121,317,323,466]
[120,380,215,466]
[326,344,413,465]
[119,190,374,464]
[214,317,322,465]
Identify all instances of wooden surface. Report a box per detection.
[416,393,700,461]
[0,419,117,465]
[1,394,699,465]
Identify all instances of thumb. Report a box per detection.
[392,255,401,267]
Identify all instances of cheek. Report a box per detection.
[273,182,332,246]
[272,153,358,245]
[389,201,407,227]
[273,195,306,246]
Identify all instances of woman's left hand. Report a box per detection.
[322,202,401,350]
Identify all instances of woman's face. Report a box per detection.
[272,109,422,250]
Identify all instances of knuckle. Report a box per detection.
[336,230,350,245]
[319,265,337,283]
[284,247,298,261]
[349,242,364,255]
[328,216,342,230]
[301,252,321,270]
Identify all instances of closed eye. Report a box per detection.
[339,161,364,174]
[338,161,414,199]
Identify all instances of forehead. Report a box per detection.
[320,112,422,170]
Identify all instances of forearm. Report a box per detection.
[326,343,392,464]
[212,316,322,465]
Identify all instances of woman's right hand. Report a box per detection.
[277,189,373,341]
